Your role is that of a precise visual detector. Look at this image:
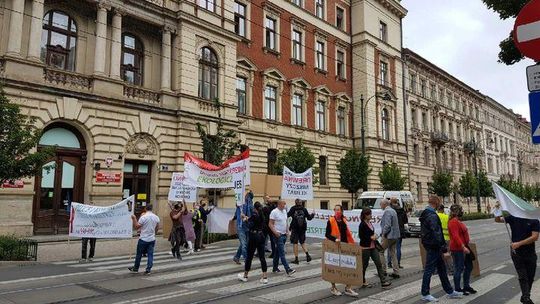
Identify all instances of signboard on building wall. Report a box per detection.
[1,180,24,188]
[95,172,122,183]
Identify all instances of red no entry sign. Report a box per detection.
[514,0,540,61]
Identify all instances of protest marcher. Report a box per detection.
[238,201,269,284]
[379,198,400,279]
[168,202,184,260]
[359,208,391,289]
[80,237,96,263]
[199,200,213,249]
[233,190,254,264]
[492,201,502,217]
[420,196,462,302]
[448,204,476,296]
[287,199,315,264]
[262,196,276,257]
[495,209,539,304]
[192,202,203,252]
[269,200,296,276]
[437,204,453,274]
[129,204,160,275]
[325,204,358,297]
[388,198,407,269]
[180,202,196,255]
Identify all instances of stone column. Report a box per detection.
[7,0,26,56]
[27,0,45,61]
[94,2,110,76]
[109,9,123,79]
[161,26,172,91]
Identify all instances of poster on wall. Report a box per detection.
[168,172,198,202]
[280,167,314,200]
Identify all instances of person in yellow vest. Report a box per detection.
[437,204,453,274]
[325,205,358,297]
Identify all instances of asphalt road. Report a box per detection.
[0,219,537,304]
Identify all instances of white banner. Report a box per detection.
[69,196,134,238]
[183,159,251,189]
[230,160,247,206]
[168,172,198,202]
[206,207,383,241]
[492,182,540,220]
[281,167,314,200]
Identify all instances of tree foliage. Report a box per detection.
[337,149,371,197]
[196,99,241,166]
[0,86,54,183]
[275,139,319,181]
[481,0,528,65]
[458,171,477,199]
[430,171,454,199]
[477,170,494,198]
[378,162,406,191]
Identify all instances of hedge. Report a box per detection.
[461,212,494,221]
[0,235,38,261]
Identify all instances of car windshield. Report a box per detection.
[355,197,383,209]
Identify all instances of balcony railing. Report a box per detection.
[146,0,164,6]
[431,131,449,145]
[44,68,93,90]
[123,84,160,104]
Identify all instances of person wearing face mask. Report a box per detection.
[325,204,358,297]
[168,202,184,260]
[359,208,391,289]
[448,204,477,296]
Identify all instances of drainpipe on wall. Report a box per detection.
[400,18,411,191]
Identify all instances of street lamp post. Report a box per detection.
[360,92,392,155]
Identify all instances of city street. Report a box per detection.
[0,219,535,304]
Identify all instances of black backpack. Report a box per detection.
[294,209,305,229]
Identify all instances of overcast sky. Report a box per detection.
[401,0,534,121]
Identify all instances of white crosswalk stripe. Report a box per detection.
[110,289,197,304]
[437,273,513,304]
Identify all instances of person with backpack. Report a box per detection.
[287,199,315,264]
[237,201,269,284]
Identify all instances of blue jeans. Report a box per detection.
[273,234,291,271]
[388,238,402,267]
[234,229,249,260]
[452,251,472,291]
[421,248,454,296]
[133,239,155,271]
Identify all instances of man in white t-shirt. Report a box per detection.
[269,200,296,276]
[129,204,160,275]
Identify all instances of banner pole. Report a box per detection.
[504,221,516,254]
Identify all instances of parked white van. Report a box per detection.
[353,191,415,211]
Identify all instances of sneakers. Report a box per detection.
[233,258,241,265]
[272,268,281,273]
[447,291,463,299]
[78,259,87,264]
[330,288,342,296]
[144,270,151,275]
[237,273,248,282]
[344,288,359,297]
[260,278,269,284]
[128,267,138,273]
[464,287,477,294]
[381,281,392,289]
[187,250,194,255]
[306,253,312,263]
[389,273,400,279]
[286,269,296,276]
[421,294,439,302]
[292,257,299,265]
[87,258,94,262]
[456,289,470,296]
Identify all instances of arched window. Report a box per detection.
[198,47,219,100]
[41,11,77,71]
[381,108,390,140]
[121,34,144,85]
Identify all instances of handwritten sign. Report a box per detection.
[69,196,134,238]
[230,160,247,206]
[96,172,122,183]
[321,239,363,286]
[280,167,313,200]
[168,172,198,202]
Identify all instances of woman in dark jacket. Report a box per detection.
[359,208,391,288]
[238,201,268,284]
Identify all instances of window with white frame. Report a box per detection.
[198,0,215,12]
[316,101,326,131]
[292,94,303,126]
[316,0,325,19]
[337,106,346,136]
[316,41,325,70]
[292,30,302,61]
[379,61,388,86]
[265,17,277,50]
[236,77,247,114]
[336,7,344,30]
[292,0,303,6]
[234,2,247,37]
[379,21,388,42]
[381,108,390,140]
[264,86,277,120]
[336,50,345,79]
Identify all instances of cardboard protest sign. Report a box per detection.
[419,240,480,277]
[168,172,197,202]
[230,160,247,206]
[321,239,363,286]
[281,167,313,200]
[69,196,134,238]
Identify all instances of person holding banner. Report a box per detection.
[287,199,315,264]
[180,202,196,255]
[80,238,96,263]
[233,190,254,264]
[359,208,391,289]
[238,201,269,284]
[325,204,358,297]
[129,204,160,275]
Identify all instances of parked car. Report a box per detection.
[353,191,415,211]
[406,207,450,237]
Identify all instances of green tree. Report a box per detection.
[477,170,494,198]
[196,99,241,166]
[429,171,454,201]
[481,0,528,65]
[378,162,406,191]
[523,184,535,202]
[337,149,371,201]
[458,171,477,203]
[275,139,319,181]
[0,86,54,183]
